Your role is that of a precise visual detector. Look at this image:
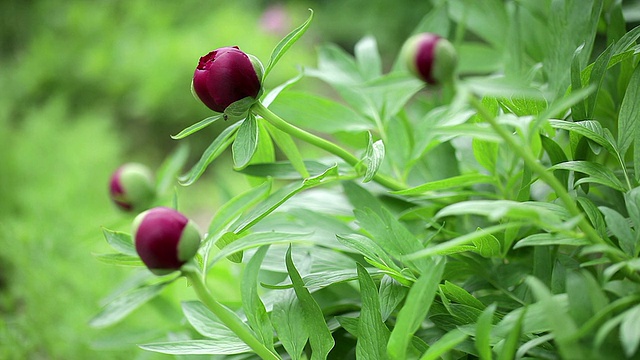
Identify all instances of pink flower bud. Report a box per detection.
[109,163,155,212]
[401,33,457,85]
[192,46,263,113]
[132,207,201,275]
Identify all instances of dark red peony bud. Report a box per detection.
[401,33,457,85]
[109,163,155,212]
[192,46,263,113]
[132,207,201,275]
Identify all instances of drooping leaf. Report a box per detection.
[232,113,259,170]
[285,246,335,359]
[550,161,627,192]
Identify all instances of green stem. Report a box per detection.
[470,96,640,282]
[469,96,605,246]
[252,102,406,192]
[182,267,280,360]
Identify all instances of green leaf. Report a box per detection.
[360,132,385,183]
[215,232,243,263]
[550,161,627,192]
[268,91,371,134]
[238,161,328,180]
[514,233,590,249]
[405,223,525,260]
[354,36,382,81]
[102,228,136,256]
[224,97,257,122]
[378,275,408,321]
[354,207,427,272]
[94,253,143,267]
[570,44,587,120]
[599,206,636,256]
[335,233,404,275]
[264,9,314,80]
[208,231,312,269]
[472,231,501,258]
[155,143,189,195]
[232,165,339,234]
[585,43,614,118]
[496,306,525,360]
[242,246,276,353]
[232,114,259,170]
[181,301,245,343]
[180,121,241,186]
[271,284,308,360]
[549,119,617,155]
[171,114,223,139]
[475,304,496,360]
[262,72,304,107]
[356,263,390,360]
[90,282,169,328]
[620,65,640,164]
[620,304,640,358]
[418,328,468,360]
[440,281,485,310]
[393,173,494,195]
[263,121,309,178]
[139,340,250,355]
[526,276,584,359]
[387,257,445,360]
[205,179,272,244]
[285,246,335,359]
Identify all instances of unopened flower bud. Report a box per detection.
[109,163,155,212]
[192,46,263,113]
[401,33,457,85]
[132,207,201,275]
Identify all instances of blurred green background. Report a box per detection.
[0,0,431,358]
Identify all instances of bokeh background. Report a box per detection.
[0,0,432,358]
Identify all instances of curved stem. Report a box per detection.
[252,102,406,191]
[182,267,280,360]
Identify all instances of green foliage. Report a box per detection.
[16,0,639,359]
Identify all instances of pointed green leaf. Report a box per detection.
[232,114,259,170]
[242,246,276,353]
[271,283,308,360]
[139,340,251,355]
[620,304,640,358]
[285,246,335,359]
[599,206,636,256]
[180,121,241,186]
[155,144,189,195]
[215,232,243,263]
[356,263,390,360]
[620,65,640,159]
[102,228,136,256]
[90,282,169,328]
[94,253,143,267]
[263,121,309,178]
[171,115,223,139]
[378,275,408,321]
[550,161,627,191]
[360,132,385,183]
[208,232,312,269]
[182,301,245,342]
[475,304,496,360]
[418,328,468,360]
[264,9,314,80]
[387,257,445,360]
[393,173,495,195]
